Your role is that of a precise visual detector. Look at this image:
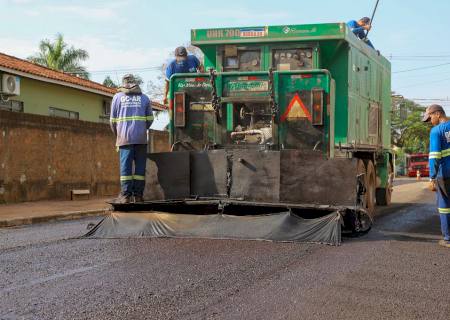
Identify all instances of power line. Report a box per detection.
[411,98,450,101]
[66,66,163,75]
[393,62,450,74]
[395,76,450,89]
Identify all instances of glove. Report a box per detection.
[429,179,437,192]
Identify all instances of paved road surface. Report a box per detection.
[1,178,449,320]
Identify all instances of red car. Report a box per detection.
[407,153,429,177]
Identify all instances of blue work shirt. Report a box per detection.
[165,55,200,80]
[110,92,153,146]
[347,20,367,39]
[347,20,375,49]
[429,121,450,179]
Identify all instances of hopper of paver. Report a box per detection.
[85,22,392,245]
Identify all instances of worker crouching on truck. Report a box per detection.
[423,104,450,248]
[163,46,203,104]
[347,17,375,49]
[110,74,153,204]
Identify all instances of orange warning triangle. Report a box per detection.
[280,93,312,122]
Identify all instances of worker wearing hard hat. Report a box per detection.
[110,74,153,204]
[163,46,203,105]
[423,104,450,248]
[347,17,375,49]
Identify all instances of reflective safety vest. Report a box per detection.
[110,92,154,146]
[429,121,450,179]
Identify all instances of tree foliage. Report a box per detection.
[103,74,143,88]
[391,97,430,154]
[28,33,90,79]
[103,76,118,88]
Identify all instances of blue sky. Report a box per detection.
[1,0,450,108]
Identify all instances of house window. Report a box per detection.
[103,100,111,116]
[0,99,24,112]
[49,107,79,120]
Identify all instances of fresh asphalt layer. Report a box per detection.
[1,179,449,320]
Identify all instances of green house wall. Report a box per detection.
[4,76,111,123]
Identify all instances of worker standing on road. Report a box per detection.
[423,104,450,248]
[110,74,153,204]
[347,17,375,49]
[163,46,203,104]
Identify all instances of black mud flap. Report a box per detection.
[83,205,345,246]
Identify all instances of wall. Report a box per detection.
[0,110,171,203]
[11,76,111,123]
[0,110,119,203]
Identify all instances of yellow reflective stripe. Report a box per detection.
[428,149,450,159]
[120,175,133,181]
[442,149,450,157]
[133,175,145,180]
[146,115,154,120]
[438,208,450,214]
[111,116,148,123]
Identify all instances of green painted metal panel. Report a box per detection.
[11,77,110,123]
[200,45,216,70]
[170,22,392,158]
[192,23,346,45]
[226,103,233,131]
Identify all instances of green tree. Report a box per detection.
[103,76,118,88]
[28,33,90,79]
[391,97,430,154]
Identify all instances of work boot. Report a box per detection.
[134,195,144,203]
[438,240,450,248]
[113,194,131,204]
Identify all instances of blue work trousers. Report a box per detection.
[119,144,147,197]
[440,214,450,241]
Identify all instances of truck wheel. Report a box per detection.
[376,162,393,206]
[365,160,376,217]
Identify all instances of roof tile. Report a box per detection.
[0,52,117,95]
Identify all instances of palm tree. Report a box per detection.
[28,33,90,79]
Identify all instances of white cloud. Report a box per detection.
[44,1,129,20]
[195,8,291,21]
[11,0,34,4]
[0,37,38,59]
[24,10,40,16]
[67,35,172,71]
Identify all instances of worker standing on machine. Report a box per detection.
[110,74,153,204]
[347,17,375,49]
[163,46,203,104]
[423,104,450,248]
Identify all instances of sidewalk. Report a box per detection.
[0,197,112,227]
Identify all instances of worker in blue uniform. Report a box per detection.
[423,104,450,248]
[110,74,153,204]
[347,17,375,49]
[163,46,203,104]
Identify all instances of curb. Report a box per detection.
[0,209,109,228]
